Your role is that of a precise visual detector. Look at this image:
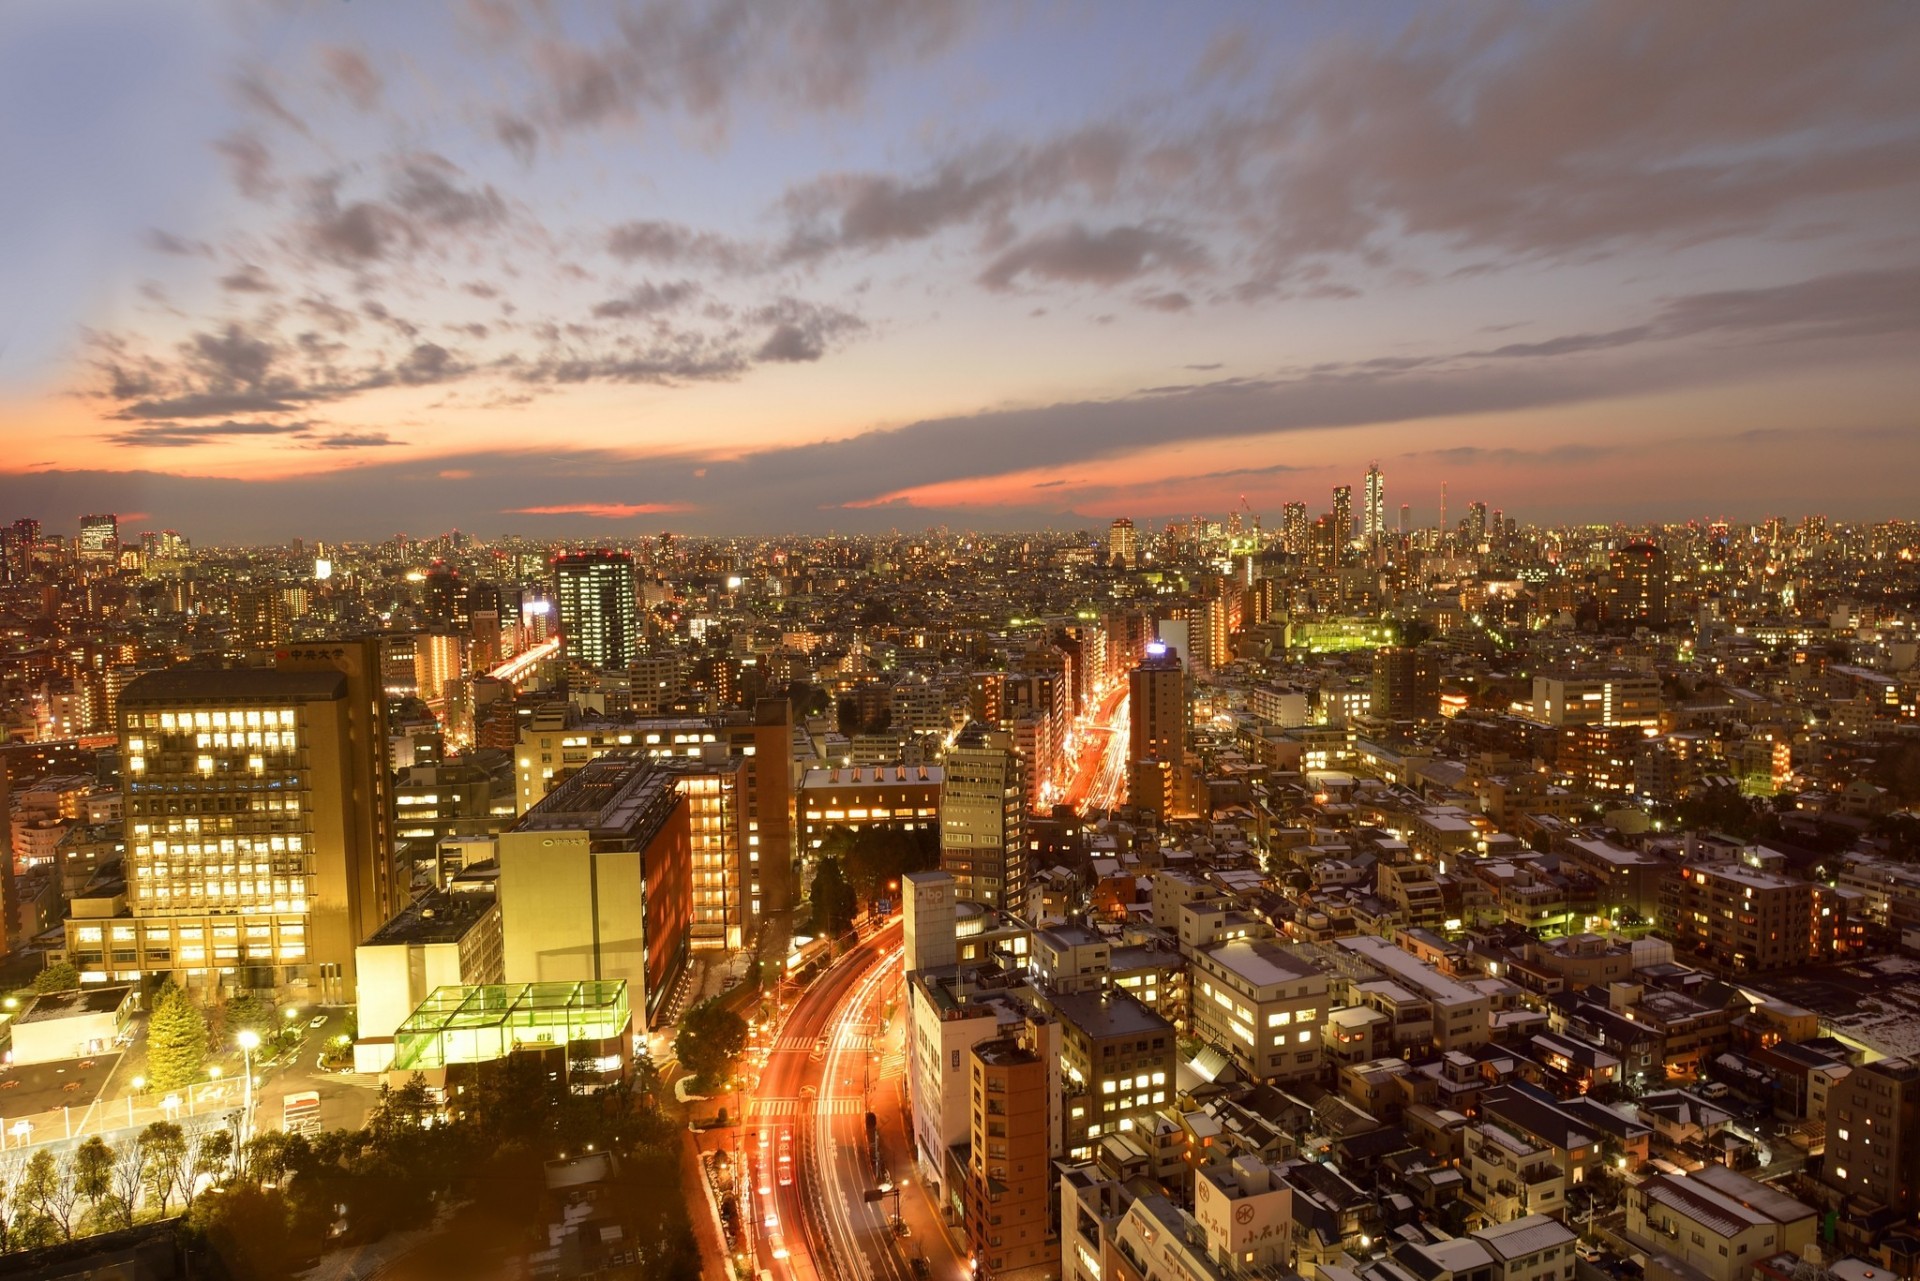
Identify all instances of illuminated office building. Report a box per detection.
[69,640,394,1000]
[554,550,639,671]
[79,514,118,561]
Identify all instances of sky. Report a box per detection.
[2,0,1918,544]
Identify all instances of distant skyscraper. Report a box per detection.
[1281,502,1308,556]
[554,550,639,670]
[939,723,1025,911]
[1363,463,1385,546]
[1605,541,1670,627]
[1468,500,1488,539]
[1108,517,1137,569]
[79,513,118,560]
[1399,503,1410,536]
[1331,486,1353,552]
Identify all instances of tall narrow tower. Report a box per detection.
[1363,463,1385,547]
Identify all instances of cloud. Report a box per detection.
[1214,3,1920,283]
[304,192,409,264]
[494,113,538,163]
[1654,267,1920,342]
[507,502,695,518]
[516,0,977,140]
[219,263,276,294]
[104,420,312,448]
[979,224,1207,290]
[306,431,400,449]
[1138,290,1193,313]
[213,133,277,199]
[296,155,508,266]
[146,229,206,257]
[1410,443,1621,467]
[605,219,759,272]
[393,342,462,385]
[234,71,310,136]
[389,153,508,230]
[591,280,701,319]
[750,298,865,363]
[318,46,383,111]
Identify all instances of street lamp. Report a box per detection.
[236,1030,261,1145]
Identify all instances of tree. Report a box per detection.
[0,1152,27,1250]
[184,1128,234,1207]
[109,1135,147,1229]
[239,1129,309,1189]
[808,854,857,937]
[29,962,80,995]
[141,1121,189,1216]
[843,826,937,905]
[187,1184,305,1281]
[71,1137,114,1231]
[674,998,748,1091]
[145,983,209,1091]
[14,1148,80,1241]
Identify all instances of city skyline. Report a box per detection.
[4,1,1919,540]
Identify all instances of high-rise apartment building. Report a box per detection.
[1363,463,1386,546]
[1824,1057,1919,1217]
[1371,645,1439,722]
[1606,541,1670,628]
[79,514,118,560]
[1108,517,1137,570]
[965,1033,1056,1275]
[1128,644,1186,766]
[1331,485,1353,551]
[939,722,1025,911]
[554,550,638,671]
[76,640,394,1001]
[1281,502,1308,556]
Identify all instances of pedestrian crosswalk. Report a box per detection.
[771,1033,874,1053]
[748,1096,867,1117]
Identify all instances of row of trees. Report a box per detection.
[188,1060,700,1281]
[0,1057,701,1280]
[0,1121,231,1249]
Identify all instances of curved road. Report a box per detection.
[749,920,922,1281]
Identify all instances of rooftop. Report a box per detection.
[1204,938,1321,989]
[365,890,498,947]
[122,667,346,703]
[511,753,679,841]
[1475,1213,1576,1261]
[1043,987,1172,1041]
[17,985,133,1023]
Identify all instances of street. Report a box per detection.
[737,919,969,1281]
[1061,683,1129,815]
